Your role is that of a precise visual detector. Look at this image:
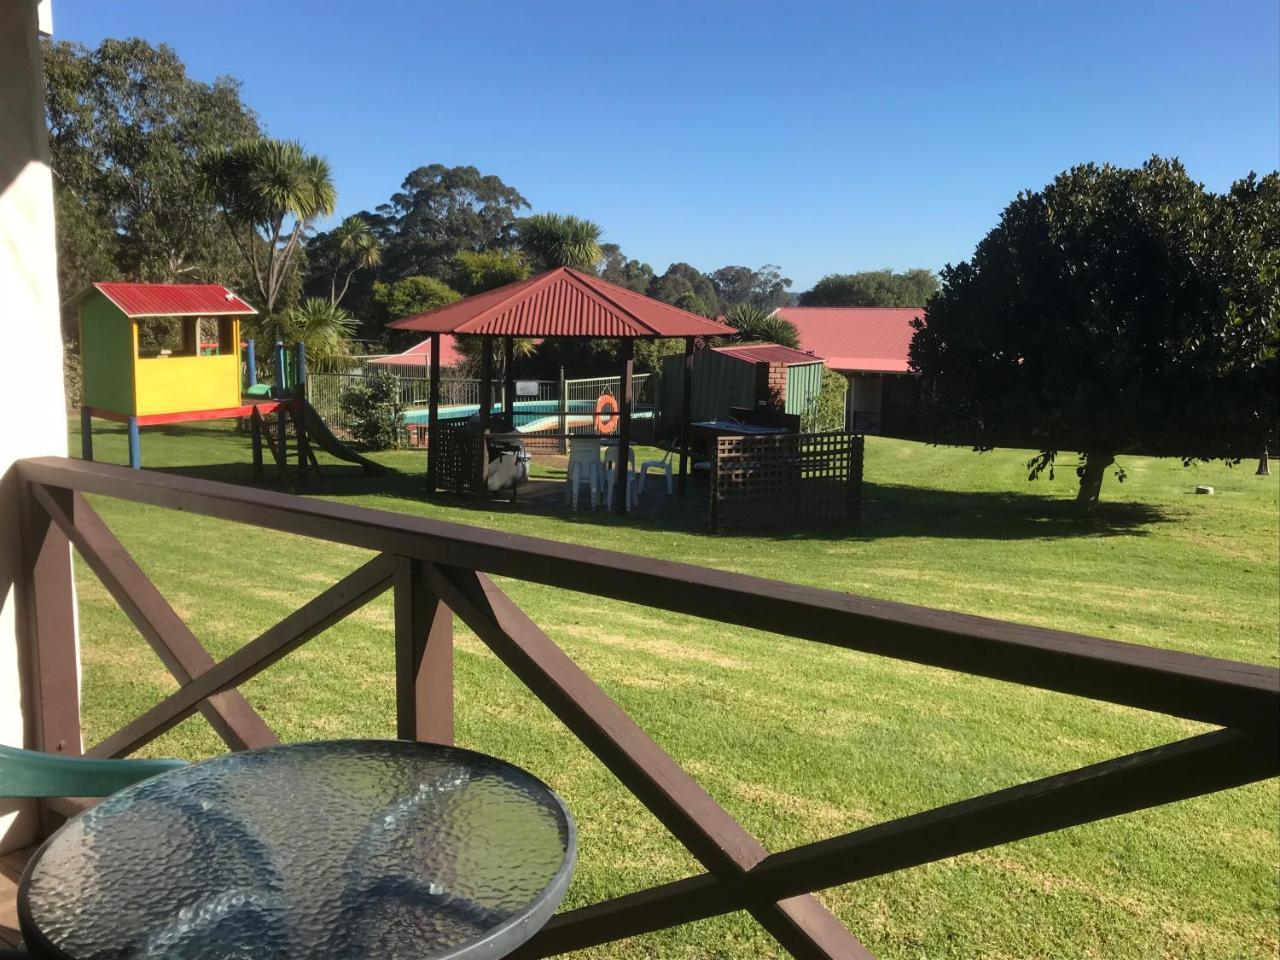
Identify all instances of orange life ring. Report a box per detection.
[594,393,619,434]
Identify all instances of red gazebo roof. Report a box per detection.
[387,267,734,339]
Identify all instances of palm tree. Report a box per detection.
[724,303,802,349]
[518,213,603,272]
[202,137,337,314]
[256,298,356,374]
[329,215,382,306]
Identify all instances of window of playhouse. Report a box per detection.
[137,317,233,358]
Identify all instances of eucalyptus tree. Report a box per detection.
[801,269,938,307]
[202,137,336,315]
[42,37,260,328]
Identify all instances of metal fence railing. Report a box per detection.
[308,370,653,449]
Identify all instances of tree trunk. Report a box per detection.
[1257,443,1270,476]
[1075,451,1114,511]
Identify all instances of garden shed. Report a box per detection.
[659,342,825,434]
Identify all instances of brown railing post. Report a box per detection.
[15,484,80,758]
[393,556,454,745]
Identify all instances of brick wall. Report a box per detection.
[755,361,787,411]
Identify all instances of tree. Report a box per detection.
[374,164,528,278]
[710,264,793,311]
[518,213,604,271]
[202,138,337,315]
[311,215,382,306]
[449,249,530,295]
[598,243,655,292]
[909,158,1279,510]
[42,38,260,329]
[800,269,938,307]
[723,303,801,349]
[1221,173,1280,475]
[256,298,355,372]
[372,275,461,321]
[372,275,462,353]
[648,262,720,315]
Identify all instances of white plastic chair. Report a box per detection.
[637,450,674,496]
[602,446,637,508]
[565,439,604,510]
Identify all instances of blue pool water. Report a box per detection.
[403,399,652,430]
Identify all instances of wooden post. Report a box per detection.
[393,556,454,745]
[17,485,81,759]
[678,336,694,494]
[426,333,441,493]
[558,365,567,454]
[80,408,93,462]
[615,338,634,514]
[479,336,493,434]
[503,335,515,426]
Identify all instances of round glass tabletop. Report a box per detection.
[19,740,575,960]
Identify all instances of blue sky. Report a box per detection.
[51,0,1280,291]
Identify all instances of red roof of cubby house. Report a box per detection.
[388,267,734,339]
[91,282,256,317]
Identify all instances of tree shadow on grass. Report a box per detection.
[113,423,1169,544]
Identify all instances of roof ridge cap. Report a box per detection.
[562,268,654,335]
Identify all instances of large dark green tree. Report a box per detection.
[597,243,654,293]
[371,164,529,278]
[43,38,260,330]
[710,264,793,311]
[800,268,938,307]
[647,262,720,315]
[909,158,1279,510]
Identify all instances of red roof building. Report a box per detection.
[368,334,465,369]
[90,282,256,318]
[772,306,920,374]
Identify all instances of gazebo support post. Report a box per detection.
[502,335,515,425]
[426,333,441,493]
[479,335,493,434]
[678,336,694,495]
[614,338,634,514]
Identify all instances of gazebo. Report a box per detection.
[388,267,734,513]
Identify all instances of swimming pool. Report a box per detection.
[403,399,653,432]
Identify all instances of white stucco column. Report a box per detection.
[1,0,72,853]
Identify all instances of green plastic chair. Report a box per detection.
[0,744,185,799]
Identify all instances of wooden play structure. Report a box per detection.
[77,282,382,484]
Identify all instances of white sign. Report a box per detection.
[515,381,540,397]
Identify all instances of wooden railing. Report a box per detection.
[13,455,1279,960]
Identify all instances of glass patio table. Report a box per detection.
[18,740,575,960]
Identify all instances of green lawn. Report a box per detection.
[68,418,1278,959]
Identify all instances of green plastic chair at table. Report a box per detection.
[1,745,185,957]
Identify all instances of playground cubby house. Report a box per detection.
[77,282,382,483]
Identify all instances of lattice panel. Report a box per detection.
[431,419,486,497]
[711,431,863,532]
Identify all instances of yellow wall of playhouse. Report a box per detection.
[133,317,241,416]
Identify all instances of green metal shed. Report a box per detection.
[660,342,826,435]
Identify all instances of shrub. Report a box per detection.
[339,370,405,450]
[802,367,848,433]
